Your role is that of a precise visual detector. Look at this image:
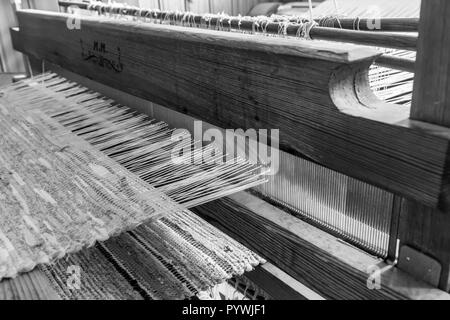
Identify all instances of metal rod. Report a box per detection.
[309,27,417,51]
[316,17,419,32]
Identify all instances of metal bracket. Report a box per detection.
[398,245,442,287]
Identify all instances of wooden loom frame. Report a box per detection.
[5,0,450,299]
[57,0,417,73]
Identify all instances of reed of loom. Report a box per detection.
[58,0,416,73]
[7,0,450,300]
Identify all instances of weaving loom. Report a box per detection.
[1,0,450,301]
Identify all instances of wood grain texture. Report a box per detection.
[58,1,417,51]
[398,201,450,291]
[398,0,450,292]
[12,10,450,210]
[411,0,450,127]
[310,27,417,51]
[194,192,450,300]
[194,198,403,300]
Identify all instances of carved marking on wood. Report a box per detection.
[80,39,123,73]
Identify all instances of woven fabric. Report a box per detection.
[0,100,184,279]
[0,78,264,298]
[39,218,264,300]
[39,245,145,300]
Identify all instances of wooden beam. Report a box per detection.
[243,264,325,300]
[399,0,450,292]
[11,9,450,210]
[193,192,450,300]
[57,0,416,71]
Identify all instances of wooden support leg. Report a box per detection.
[398,202,450,291]
[399,0,450,291]
[411,0,450,127]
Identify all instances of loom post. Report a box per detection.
[398,0,450,291]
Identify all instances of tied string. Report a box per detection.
[252,16,271,35]
[163,11,173,25]
[277,19,289,37]
[84,1,317,40]
[318,15,343,29]
[353,17,361,31]
[258,16,270,35]
[215,12,226,31]
[295,20,317,40]
[151,9,162,24]
[237,14,243,32]
[181,12,196,28]
[270,15,317,40]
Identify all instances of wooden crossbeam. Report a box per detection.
[58,1,418,51]
[193,192,450,300]
[398,0,450,291]
[411,1,450,127]
[58,0,417,72]
[10,9,450,210]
